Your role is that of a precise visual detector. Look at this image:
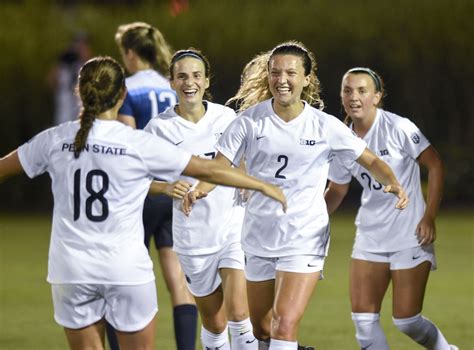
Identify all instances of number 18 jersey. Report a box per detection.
[17,120,191,285]
[216,99,367,257]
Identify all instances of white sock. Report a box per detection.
[393,313,450,349]
[269,338,298,350]
[352,312,389,350]
[228,318,257,349]
[200,325,230,350]
[258,339,270,350]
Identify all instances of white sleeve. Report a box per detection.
[17,128,54,178]
[394,118,430,159]
[328,154,352,184]
[327,116,367,161]
[139,131,192,182]
[215,116,248,166]
[143,118,165,138]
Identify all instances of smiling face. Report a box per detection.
[341,72,381,122]
[170,57,209,106]
[268,54,310,108]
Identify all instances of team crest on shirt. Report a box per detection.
[299,138,317,146]
[411,133,420,144]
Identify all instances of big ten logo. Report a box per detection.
[299,138,316,146]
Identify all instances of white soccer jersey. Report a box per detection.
[216,99,367,257]
[144,101,244,255]
[328,109,430,252]
[17,119,191,284]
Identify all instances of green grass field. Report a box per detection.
[0,210,472,349]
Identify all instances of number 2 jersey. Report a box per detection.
[216,99,367,257]
[17,119,191,284]
[328,109,430,252]
[144,101,244,255]
[119,69,177,129]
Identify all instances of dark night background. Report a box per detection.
[0,0,472,212]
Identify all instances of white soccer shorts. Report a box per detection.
[178,241,244,297]
[244,253,326,282]
[51,280,158,331]
[351,244,436,270]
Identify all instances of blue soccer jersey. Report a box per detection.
[119,69,177,129]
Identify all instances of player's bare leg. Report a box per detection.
[115,316,156,350]
[221,268,257,348]
[350,259,391,349]
[271,271,319,342]
[247,279,274,343]
[392,261,451,349]
[64,318,106,350]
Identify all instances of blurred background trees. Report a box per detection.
[0,0,472,211]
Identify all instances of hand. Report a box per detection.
[166,180,192,199]
[383,184,409,209]
[261,183,287,213]
[182,189,208,216]
[416,215,436,245]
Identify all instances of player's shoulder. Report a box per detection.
[239,99,271,121]
[379,109,419,131]
[206,101,237,119]
[304,104,345,130]
[125,69,171,91]
[38,120,79,144]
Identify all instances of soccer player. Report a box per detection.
[186,41,408,350]
[0,56,286,350]
[115,22,198,350]
[325,67,458,350]
[145,48,257,350]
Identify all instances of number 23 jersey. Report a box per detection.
[17,120,191,284]
[217,99,367,257]
[328,109,430,252]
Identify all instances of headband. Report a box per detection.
[347,67,382,92]
[171,51,204,64]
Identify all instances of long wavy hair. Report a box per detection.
[227,41,324,112]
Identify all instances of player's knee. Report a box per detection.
[252,320,270,341]
[393,313,437,344]
[271,313,299,339]
[226,304,249,322]
[201,317,228,334]
[352,312,388,349]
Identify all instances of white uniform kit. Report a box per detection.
[17,119,191,329]
[328,109,435,268]
[145,101,245,296]
[216,99,366,278]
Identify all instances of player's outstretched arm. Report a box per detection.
[149,180,192,199]
[183,154,287,212]
[182,153,228,215]
[0,150,24,183]
[356,148,409,209]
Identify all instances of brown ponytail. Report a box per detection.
[73,56,125,158]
